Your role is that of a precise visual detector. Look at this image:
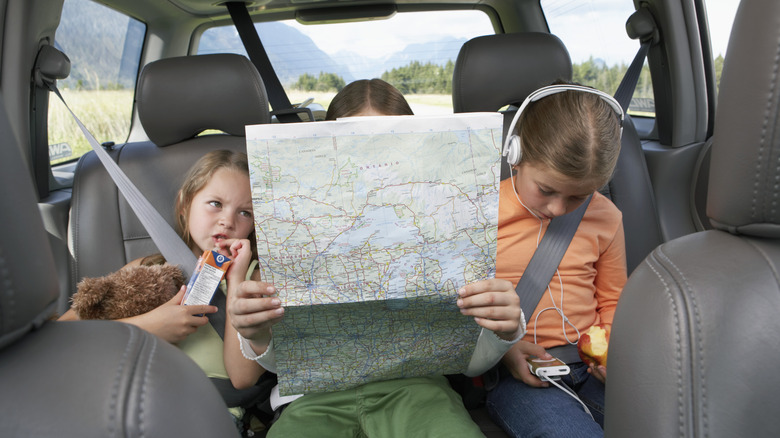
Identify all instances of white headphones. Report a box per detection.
[502,84,625,166]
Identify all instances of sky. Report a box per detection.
[288,0,739,67]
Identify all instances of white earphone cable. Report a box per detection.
[509,166,580,346]
[540,374,594,420]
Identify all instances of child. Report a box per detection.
[485,82,627,437]
[60,150,266,418]
[226,80,526,437]
[325,78,414,120]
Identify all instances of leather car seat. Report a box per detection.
[69,53,270,293]
[453,32,663,273]
[604,0,780,436]
[0,94,240,437]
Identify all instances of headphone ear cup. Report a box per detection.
[506,135,522,166]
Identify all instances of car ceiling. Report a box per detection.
[99,0,539,31]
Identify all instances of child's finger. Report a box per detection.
[231,296,282,317]
[458,278,513,298]
[232,306,284,329]
[472,316,518,335]
[460,303,519,323]
[457,291,519,315]
[236,280,276,299]
[184,304,218,315]
[167,286,187,305]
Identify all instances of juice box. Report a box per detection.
[182,249,232,306]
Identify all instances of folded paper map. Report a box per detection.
[246,113,502,395]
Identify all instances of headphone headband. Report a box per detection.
[502,84,624,165]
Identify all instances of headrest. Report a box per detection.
[707,0,780,238]
[453,33,572,113]
[0,96,59,349]
[137,54,270,147]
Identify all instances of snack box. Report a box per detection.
[182,249,232,306]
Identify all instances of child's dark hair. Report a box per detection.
[326,78,414,120]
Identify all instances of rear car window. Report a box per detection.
[48,0,145,165]
[197,10,495,116]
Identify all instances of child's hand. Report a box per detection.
[131,286,217,344]
[587,363,607,384]
[228,278,284,355]
[456,278,522,341]
[218,238,252,286]
[502,340,553,387]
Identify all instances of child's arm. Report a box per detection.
[221,239,267,389]
[586,220,627,384]
[457,278,526,376]
[58,259,217,344]
[228,278,283,372]
[220,241,284,373]
[593,221,627,325]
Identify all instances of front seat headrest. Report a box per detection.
[136,53,270,146]
[453,32,573,113]
[706,2,780,238]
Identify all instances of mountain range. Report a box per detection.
[201,22,467,84]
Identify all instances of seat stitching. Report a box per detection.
[657,251,707,437]
[753,31,780,220]
[109,326,136,438]
[644,253,686,437]
[0,245,15,330]
[138,334,158,438]
[770,36,780,220]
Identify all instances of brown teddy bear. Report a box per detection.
[71,264,185,320]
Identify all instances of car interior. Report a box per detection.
[1,0,777,436]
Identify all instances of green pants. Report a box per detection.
[267,376,484,438]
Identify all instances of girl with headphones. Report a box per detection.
[486,81,627,437]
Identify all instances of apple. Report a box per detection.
[577,323,611,368]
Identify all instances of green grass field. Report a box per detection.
[48,89,134,164]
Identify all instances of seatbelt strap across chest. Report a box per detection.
[515,196,591,323]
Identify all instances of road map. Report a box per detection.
[246,113,503,395]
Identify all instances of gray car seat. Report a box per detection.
[69,53,270,294]
[0,94,240,437]
[453,32,663,274]
[604,0,780,436]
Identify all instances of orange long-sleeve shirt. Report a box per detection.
[496,178,626,349]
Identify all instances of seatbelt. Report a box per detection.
[615,6,658,112]
[613,40,650,113]
[225,2,310,123]
[516,196,591,323]
[512,196,590,364]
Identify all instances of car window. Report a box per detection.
[541,0,651,116]
[197,11,494,116]
[706,0,739,91]
[543,0,738,118]
[48,0,145,166]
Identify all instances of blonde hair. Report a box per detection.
[326,79,414,120]
[174,149,257,258]
[517,84,622,188]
